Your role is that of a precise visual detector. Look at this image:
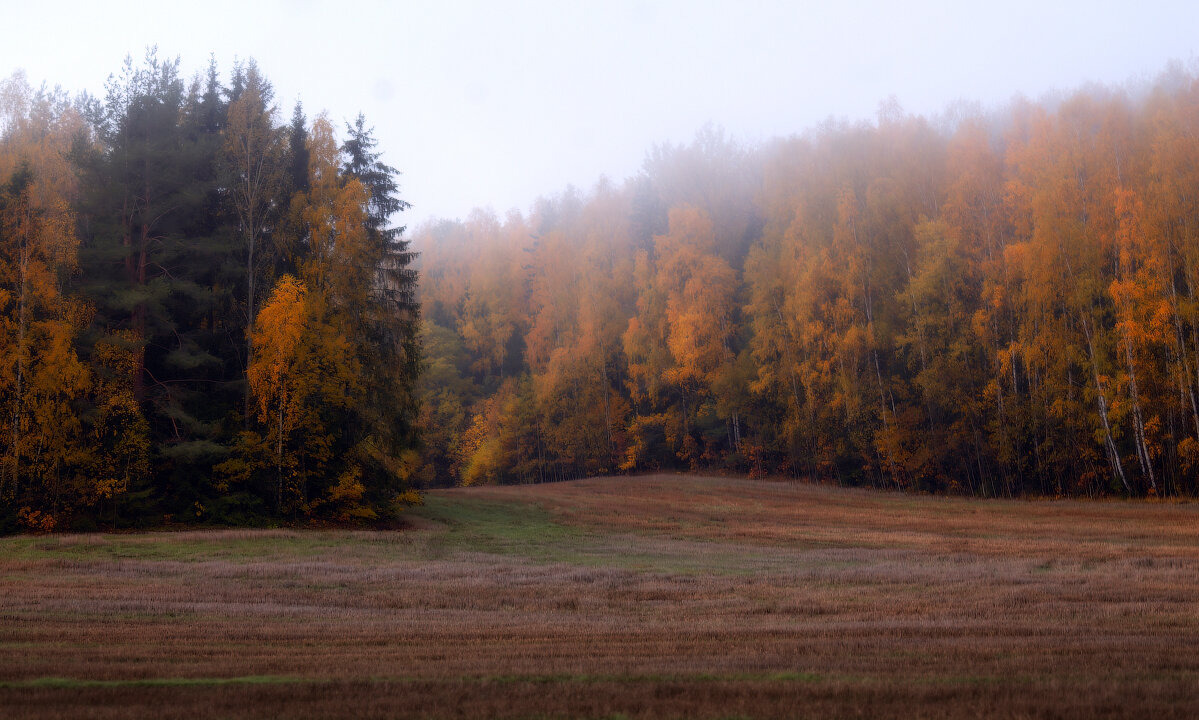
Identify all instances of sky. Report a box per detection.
[3,0,1199,228]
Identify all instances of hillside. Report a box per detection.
[414,70,1199,498]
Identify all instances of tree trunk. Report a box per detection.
[1082,316,1131,493]
[277,394,284,512]
[599,354,613,468]
[245,206,256,428]
[1122,339,1157,493]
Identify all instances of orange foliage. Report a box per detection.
[405,69,1199,496]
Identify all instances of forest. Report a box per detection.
[0,51,420,532]
[414,65,1199,499]
[6,54,1199,535]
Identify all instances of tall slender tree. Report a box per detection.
[224,62,284,423]
[341,114,421,474]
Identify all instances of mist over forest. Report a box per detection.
[414,64,1199,499]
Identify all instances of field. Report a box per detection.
[3,475,1199,718]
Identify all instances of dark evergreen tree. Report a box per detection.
[0,52,427,530]
[341,114,421,486]
[286,102,310,199]
[75,50,227,519]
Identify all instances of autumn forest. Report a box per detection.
[414,65,1199,501]
[5,54,1199,533]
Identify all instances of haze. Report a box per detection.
[3,0,1197,227]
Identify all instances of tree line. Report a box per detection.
[0,51,419,532]
[415,65,1199,498]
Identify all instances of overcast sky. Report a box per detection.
[3,1,1198,228]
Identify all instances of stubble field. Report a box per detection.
[3,474,1199,718]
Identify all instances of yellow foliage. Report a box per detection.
[248,274,362,513]
[393,489,423,507]
[328,467,365,504]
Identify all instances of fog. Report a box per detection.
[3,0,1198,227]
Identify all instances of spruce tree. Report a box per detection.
[341,114,420,489]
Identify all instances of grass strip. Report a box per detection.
[3,671,823,691]
[0,675,311,689]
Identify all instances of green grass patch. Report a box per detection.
[411,494,803,575]
[411,495,594,562]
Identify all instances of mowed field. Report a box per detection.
[3,475,1199,718]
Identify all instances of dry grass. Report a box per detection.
[3,474,1199,718]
